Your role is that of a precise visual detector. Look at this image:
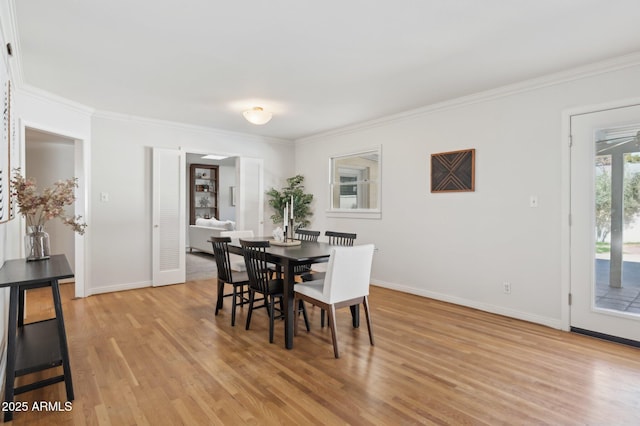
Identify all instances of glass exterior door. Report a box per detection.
[570,104,640,342]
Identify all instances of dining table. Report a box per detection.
[226,237,337,349]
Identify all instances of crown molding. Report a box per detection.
[17,84,292,145]
[18,84,95,116]
[92,110,293,146]
[297,51,640,144]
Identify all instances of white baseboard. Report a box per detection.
[371,279,563,330]
[88,280,151,296]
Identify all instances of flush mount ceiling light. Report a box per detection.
[242,107,272,125]
[201,154,228,160]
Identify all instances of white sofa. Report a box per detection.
[188,218,236,254]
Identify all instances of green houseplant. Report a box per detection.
[266,175,313,230]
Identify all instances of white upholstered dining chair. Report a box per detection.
[293,244,375,358]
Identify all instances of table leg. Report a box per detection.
[350,304,360,328]
[282,260,295,349]
[18,287,25,327]
[3,286,19,422]
[50,280,74,401]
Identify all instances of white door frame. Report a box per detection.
[20,119,89,298]
[180,150,265,236]
[561,96,640,332]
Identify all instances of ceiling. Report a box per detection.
[10,0,640,140]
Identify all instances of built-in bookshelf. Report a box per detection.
[189,164,219,225]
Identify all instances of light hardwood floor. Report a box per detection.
[10,280,640,425]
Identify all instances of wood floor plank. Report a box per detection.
[7,282,640,425]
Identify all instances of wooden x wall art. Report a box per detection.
[430,148,475,193]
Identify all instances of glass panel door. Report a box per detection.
[570,104,640,342]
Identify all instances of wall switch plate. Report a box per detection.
[100,192,109,202]
[529,195,538,208]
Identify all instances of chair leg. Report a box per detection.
[269,296,275,343]
[350,304,360,328]
[299,300,310,332]
[231,285,237,326]
[245,290,255,330]
[215,279,224,315]
[363,296,374,346]
[239,285,246,307]
[321,309,325,328]
[327,305,339,358]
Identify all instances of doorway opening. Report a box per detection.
[185,152,238,282]
[24,127,84,294]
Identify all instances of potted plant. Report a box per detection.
[267,175,313,230]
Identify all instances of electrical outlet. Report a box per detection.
[503,282,511,294]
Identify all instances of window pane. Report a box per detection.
[332,181,378,209]
[330,148,380,211]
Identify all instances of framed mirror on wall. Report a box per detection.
[328,146,381,219]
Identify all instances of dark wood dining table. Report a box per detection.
[226,237,334,349]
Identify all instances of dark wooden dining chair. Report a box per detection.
[301,231,357,282]
[211,236,250,326]
[325,230,357,246]
[294,244,375,358]
[294,229,321,276]
[296,229,321,242]
[241,239,309,343]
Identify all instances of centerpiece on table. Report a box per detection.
[10,170,87,261]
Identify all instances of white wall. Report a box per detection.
[89,113,294,294]
[295,60,640,329]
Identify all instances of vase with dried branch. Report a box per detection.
[11,169,87,261]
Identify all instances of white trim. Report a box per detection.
[4,0,24,87]
[20,118,88,143]
[560,108,572,332]
[328,145,382,217]
[88,280,151,296]
[371,280,563,330]
[93,109,293,145]
[297,51,640,144]
[18,85,94,117]
[179,146,240,160]
[20,119,90,298]
[326,210,381,220]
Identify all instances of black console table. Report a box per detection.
[0,254,74,422]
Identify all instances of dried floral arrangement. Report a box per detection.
[10,169,87,234]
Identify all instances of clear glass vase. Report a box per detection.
[25,225,50,261]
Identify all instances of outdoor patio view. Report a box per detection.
[595,143,640,315]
